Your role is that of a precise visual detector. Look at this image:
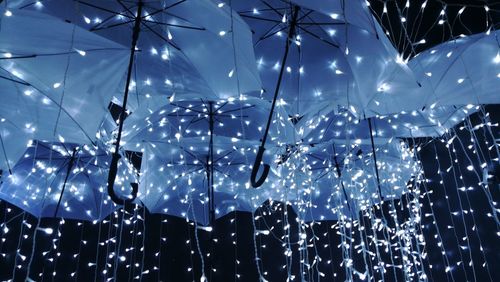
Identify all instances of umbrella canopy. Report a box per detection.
[0,141,137,221]
[0,7,129,144]
[296,104,477,140]
[122,96,295,150]
[138,137,265,225]
[0,115,33,175]
[262,138,418,221]
[11,0,263,202]
[230,0,421,187]
[409,30,500,108]
[12,0,262,115]
[232,0,420,118]
[121,97,293,224]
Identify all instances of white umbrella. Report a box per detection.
[408,30,500,108]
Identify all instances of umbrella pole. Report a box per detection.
[54,148,78,217]
[331,144,353,216]
[107,1,143,204]
[251,6,300,188]
[208,102,215,226]
[0,133,12,175]
[368,118,384,201]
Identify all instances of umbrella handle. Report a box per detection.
[107,152,138,205]
[251,146,270,188]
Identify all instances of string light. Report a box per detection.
[0,1,498,281]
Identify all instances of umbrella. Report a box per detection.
[121,97,293,224]
[0,141,137,221]
[229,0,420,187]
[0,113,33,175]
[122,96,295,149]
[138,137,264,226]
[0,7,128,144]
[296,104,478,141]
[262,138,418,221]
[409,30,500,108]
[13,0,262,105]
[12,0,263,202]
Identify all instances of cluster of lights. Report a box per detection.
[0,0,498,281]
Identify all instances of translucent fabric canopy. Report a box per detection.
[12,0,262,117]
[0,113,33,174]
[0,7,128,143]
[120,97,293,222]
[259,138,418,221]
[121,96,296,150]
[231,0,420,118]
[296,105,477,141]
[409,30,500,107]
[0,141,137,221]
[138,137,268,225]
[0,0,491,227]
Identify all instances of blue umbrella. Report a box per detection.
[409,30,500,108]
[228,0,420,187]
[0,141,137,221]
[121,97,293,224]
[0,7,128,175]
[138,137,263,225]
[11,0,262,203]
[261,138,418,221]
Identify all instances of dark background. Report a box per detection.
[1,1,499,281]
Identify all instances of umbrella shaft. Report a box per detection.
[114,1,143,153]
[368,118,383,200]
[54,148,78,217]
[260,6,300,146]
[208,102,215,225]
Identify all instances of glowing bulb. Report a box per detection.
[493,53,500,64]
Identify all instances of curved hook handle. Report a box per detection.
[107,152,138,205]
[251,146,270,188]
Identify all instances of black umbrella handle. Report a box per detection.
[107,152,137,205]
[108,1,142,205]
[251,146,270,188]
[250,6,300,188]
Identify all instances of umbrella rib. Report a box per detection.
[299,22,346,26]
[90,19,135,31]
[140,22,181,51]
[0,48,127,59]
[255,25,288,46]
[213,114,248,118]
[115,0,136,17]
[214,101,228,112]
[141,1,207,31]
[260,0,284,18]
[0,133,12,174]
[170,103,205,114]
[0,55,36,60]
[296,26,339,48]
[166,113,202,117]
[0,67,95,144]
[142,20,205,31]
[296,9,313,22]
[89,12,123,31]
[239,8,283,14]
[213,149,236,164]
[179,147,207,166]
[219,105,256,114]
[76,1,133,19]
[239,14,282,23]
[0,75,30,86]
[143,0,187,18]
[166,162,202,166]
